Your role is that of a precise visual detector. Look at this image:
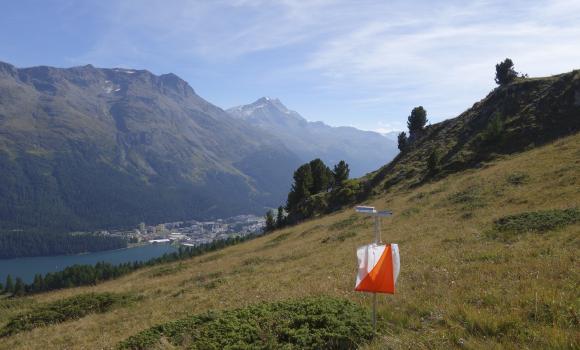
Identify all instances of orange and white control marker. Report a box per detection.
[354,206,398,331]
[355,243,400,294]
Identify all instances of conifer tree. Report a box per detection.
[14,277,25,296]
[427,149,441,175]
[397,131,408,151]
[276,206,285,228]
[4,274,14,294]
[309,159,333,193]
[265,211,276,233]
[286,163,313,212]
[495,58,518,85]
[333,161,350,187]
[32,274,44,293]
[407,106,428,137]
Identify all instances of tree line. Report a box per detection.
[264,158,355,232]
[396,58,526,174]
[0,234,258,297]
[0,231,127,259]
[264,59,527,232]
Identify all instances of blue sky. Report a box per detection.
[1,0,579,132]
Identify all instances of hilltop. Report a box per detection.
[0,71,578,349]
[366,70,580,192]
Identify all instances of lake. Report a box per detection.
[0,243,178,284]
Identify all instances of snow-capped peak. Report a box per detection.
[227,97,306,122]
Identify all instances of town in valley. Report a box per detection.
[101,214,266,247]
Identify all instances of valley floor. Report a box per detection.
[1,134,579,349]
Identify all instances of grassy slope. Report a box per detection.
[1,133,579,349]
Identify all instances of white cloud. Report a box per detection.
[374,120,405,134]
[292,0,580,121]
[81,0,345,62]
[73,0,580,125]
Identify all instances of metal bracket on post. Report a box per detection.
[355,206,393,333]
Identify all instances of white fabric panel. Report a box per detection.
[391,243,400,286]
[355,243,385,287]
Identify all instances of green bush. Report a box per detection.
[494,208,579,233]
[447,186,486,212]
[488,208,580,241]
[329,180,362,209]
[0,292,136,337]
[303,193,329,217]
[118,296,373,350]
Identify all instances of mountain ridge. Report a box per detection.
[228,97,398,177]
[0,61,302,231]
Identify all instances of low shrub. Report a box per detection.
[494,208,579,233]
[303,193,329,217]
[506,172,530,185]
[447,185,486,212]
[118,296,373,350]
[328,180,363,209]
[0,292,137,337]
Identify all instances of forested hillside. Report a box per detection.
[0,232,127,259]
[0,61,301,232]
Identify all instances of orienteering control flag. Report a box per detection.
[355,243,400,294]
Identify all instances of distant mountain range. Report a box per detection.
[228,97,397,177]
[0,61,304,231]
[0,61,397,232]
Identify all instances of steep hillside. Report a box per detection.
[228,97,398,177]
[1,132,577,349]
[254,71,580,225]
[0,62,301,231]
[365,70,580,194]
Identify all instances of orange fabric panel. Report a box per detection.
[355,244,395,294]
